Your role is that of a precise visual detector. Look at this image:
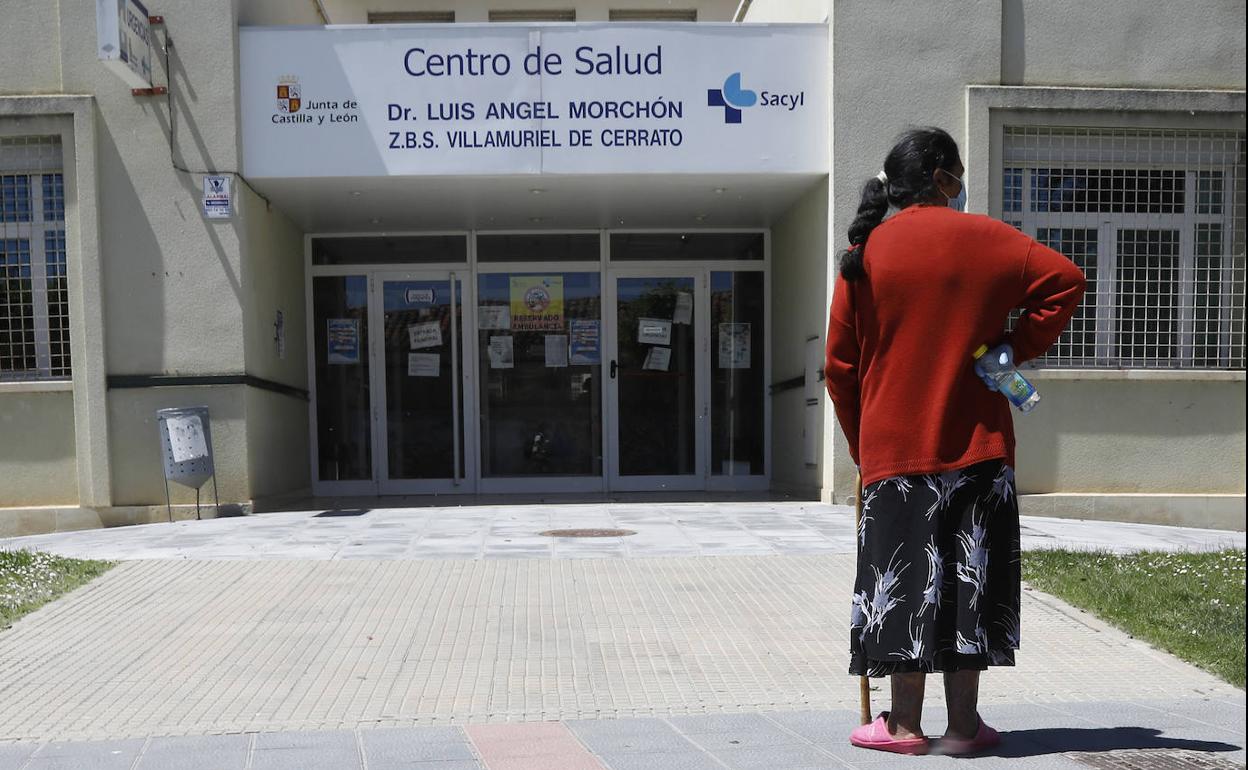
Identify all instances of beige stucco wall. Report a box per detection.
[245,387,311,499]
[0,391,78,507]
[1003,0,1246,89]
[107,386,248,506]
[1,2,314,512]
[0,2,63,93]
[1017,378,1247,495]
[769,179,828,494]
[51,0,248,376]
[238,182,311,500]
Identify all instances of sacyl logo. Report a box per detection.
[708,72,807,124]
[707,72,757,124]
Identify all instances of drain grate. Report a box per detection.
[539,528,636,538]
[1068,750,1245,770]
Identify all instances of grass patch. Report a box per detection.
[1023,548,1246,688]
[1,549,114,630]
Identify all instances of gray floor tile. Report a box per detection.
[709,743,837,769]
[567,718,700,753]
[684,728,806,751]
[369,762,483,770]
[1045,701,1219,730]
[764,709,862,743]
[136,734,250,769]
[360,727,476,762]
[24,739,145,770]
[667,713,790,735]
[252,730,360,769]
[249,746,362,770]
[0,744,38,767]
[596,751,725,770]
[254,730,356,751]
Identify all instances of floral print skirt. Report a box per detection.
[849,460,1021,677]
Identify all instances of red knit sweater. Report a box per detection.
[824,206,1086,486]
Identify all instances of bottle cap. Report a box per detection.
[973,344,988,359]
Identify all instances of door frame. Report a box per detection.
[473,254,610,495]
[605,267,710,491]
[305,229,771,497]
[371,269,477,495]
[305,231,472,498]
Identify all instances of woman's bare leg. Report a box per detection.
[887,672,926,739]
[942,670,980,738]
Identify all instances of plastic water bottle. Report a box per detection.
[973,344,1040,413]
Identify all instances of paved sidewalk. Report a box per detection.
[2,502,1243,560]
[1,505,1243,768]
[0,555,1241,743]
[0,698,1243,769]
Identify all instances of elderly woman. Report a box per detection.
[824,127,1085,755]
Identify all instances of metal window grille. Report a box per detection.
[1002,125,1246,370]
[0,135,70,381]
[609,9,698,21]
[367,11,456,23]
[488,9,576,22]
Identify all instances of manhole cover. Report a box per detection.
[1068,750,1245,770]
[539,528,636,538]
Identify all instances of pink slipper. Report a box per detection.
[937,717,1001,756]
[850,712,931,755]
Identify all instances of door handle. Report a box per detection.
[610,360,618,379]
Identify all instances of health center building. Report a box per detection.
[1,0,1245,536]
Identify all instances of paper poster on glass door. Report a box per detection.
[509,275,564,331]
[326,319,360,364]
[568,319,600,365]
[718,323,751,369]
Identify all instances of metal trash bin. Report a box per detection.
[156,406,219,521]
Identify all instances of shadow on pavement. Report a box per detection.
[313,509,372,518]
[980,727,1242,757]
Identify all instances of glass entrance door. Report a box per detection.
[607,272,707,490]
[373,272,470,494]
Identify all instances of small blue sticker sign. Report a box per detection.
[326,318,360,364]
[569,319,600,365]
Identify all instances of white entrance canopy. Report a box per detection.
[252,173,824,230]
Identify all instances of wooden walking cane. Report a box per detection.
[855,470,872,725]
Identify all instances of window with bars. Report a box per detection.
[1,136,70,381]
[1001,126,1246,370]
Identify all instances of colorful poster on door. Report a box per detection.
[326,318,359,364]
[568,319,600,365]
[509,275,564,331]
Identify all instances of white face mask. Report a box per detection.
[940,168,967,212]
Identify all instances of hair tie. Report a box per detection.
[876,171,888,183]
[847,243,862,253]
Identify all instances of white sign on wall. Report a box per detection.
[202,175,232,219]
[240,24,828,178]
[96,0,153,89]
